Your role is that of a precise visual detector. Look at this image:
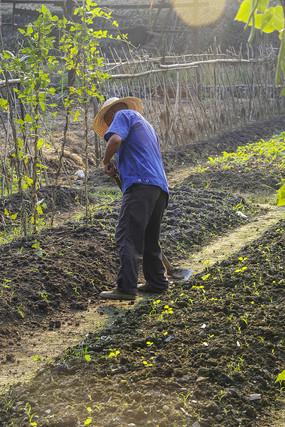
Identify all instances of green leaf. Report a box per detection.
[17,138,24,149]
[235,1,283,33]
[0,98,8,111]
[84,354,91,362]
[276,370,285,383]
[32,354,42,362]
[37,138,44,150]
[40,4,49,15]
[73,110,81,122]
[25,113,33,123]
[36,205,44,215]
[84,418,92,426]
[10,213,18,221]
[277,183,285,207]
[26,25,34,36]
[49,87,56,95]
[23,175,33,189]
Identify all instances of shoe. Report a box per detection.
[100,288,136,301]
[137,283,168,294]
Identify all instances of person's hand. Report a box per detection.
[104,162,116,177]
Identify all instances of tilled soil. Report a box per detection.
[0,223,117,349]
[0,186,85,230]
[0,220,283,427]
[180,136,285,195]
[162,116,285,172]
[0,185,254,348]
[94,186,256,260]
[183,163,284,194]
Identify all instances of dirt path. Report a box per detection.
[273,409,285,427]
[0,204,283,398]
[168,165,195,187]
[178,205,285,274]
[0,306,106,393]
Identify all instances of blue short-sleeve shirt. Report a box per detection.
[104,109,169,195]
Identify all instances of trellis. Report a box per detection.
[99,48,284,147]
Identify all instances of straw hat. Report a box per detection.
[93,97,143,139]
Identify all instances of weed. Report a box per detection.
[227,356,245,374]
[38,291,49,302]
[16,304,25,319]
[31,354,42,363]
[24,402,38,427]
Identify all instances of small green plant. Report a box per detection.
[142,359,154,367]
[276,370,285,385]
[277,181,285,207]
[24,402,38,427]
[31,240,44,257]
[82,347,92,362]
[234,266,248,274]
[17,304,25,319]
[227,356,245,374]
[107,349,120,359]
[38,291,49,302]
[0,279,12,297]
[31,354,42,363]
[158,304,174,320]
[191,285,205,292]
[149,299,162,317]
[83,405,93,426]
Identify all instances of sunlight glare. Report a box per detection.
[171,0,227,27]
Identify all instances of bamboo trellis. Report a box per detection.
[99,47,284,147]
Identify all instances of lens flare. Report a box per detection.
[171,0,227,27]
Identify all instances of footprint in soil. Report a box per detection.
[48,320,61,330]
[70,301,88,310]
[42,416,77,427]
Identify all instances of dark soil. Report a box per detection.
[163,116,285,172]
[0,223,117,349]
[93,186,255,260]
[0,185,254,347]
[0,186,85,230]
[0,221,283,427]
[183,163,284,194]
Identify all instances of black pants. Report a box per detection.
[116,184,168,294]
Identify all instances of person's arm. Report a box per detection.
[103,111,130,176]
[103,133,122,176]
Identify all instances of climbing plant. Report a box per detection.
[236,0,285,206]
[0,5,59,234]
[0,0,122,233]
[58,0,122,220]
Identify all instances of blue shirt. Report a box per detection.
[104,110,169,195]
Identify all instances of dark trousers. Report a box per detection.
[116,184,168,294]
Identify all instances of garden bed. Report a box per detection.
[181,133,285,194]
[0,221,283,426]
[0,185,255,346]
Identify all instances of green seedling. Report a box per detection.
[108,349,120,359]
[25,402,38,427]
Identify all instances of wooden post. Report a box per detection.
[63,0,76,87]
